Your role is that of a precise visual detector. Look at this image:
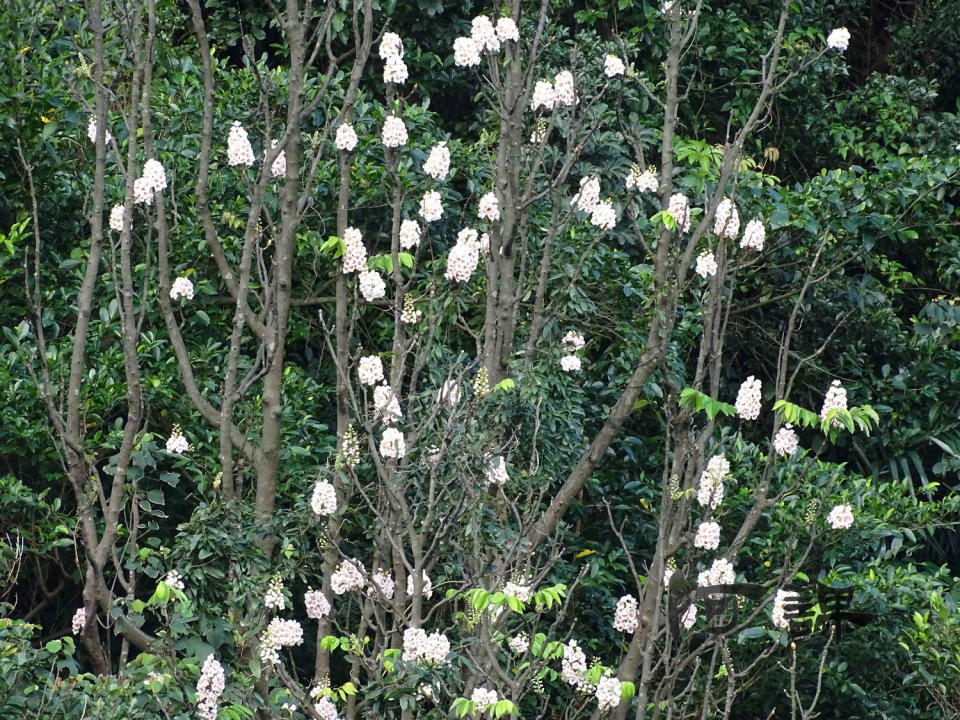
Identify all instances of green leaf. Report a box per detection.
[45,640,62,653]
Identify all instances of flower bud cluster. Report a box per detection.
[196,655,225,720]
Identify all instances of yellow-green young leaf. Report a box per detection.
[494,378,515,391]
[320,235,344,257]
[620,681,636,699]
[340,682,357,695]
[150,582,170,605]
[320,635,341,651]
[131,599,146,613]
[506,595,523,613]
[398,252,414,269]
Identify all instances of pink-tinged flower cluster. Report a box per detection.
[560,354,582,372]
[170,276,194,301]
[445,228,481,283]
[399,219,421,249]
[335,123,358,152]
[827,504,854,529]
[694,521,721,550]
[698,558,735,588]
[572,176,601,213]
[165,426,188,454]
[265,574,286,611]
[820,380,848,426]
[87,117,112,144]
[357,355,384,386]
[697,455,730,509]
[713,198,740,239]
[591,200,617,231]
[311,480,337,516]
[553,70,576,106]
[358,269,386,302]
[774,424,799,456]
[407,570,434,599]
[423,142,450,180]
[668,193,691,233]
[71,607,87,635]
[772,589,799,629]
[402,627,450,664]
[626,165,658,192]
[419,190,443,222]
[735,375,762,421]
[503,580,532,602]
[260,618,304,665]
[695,250,717,278]
[508,634,529,653]
[604,54,626,77]
[596,676,622,712]
[370,570,396,600]
[486,455,509,486]
[268,139,286,178]
[226,121,255,167]
[342,227,367,274]
[304,589,331,620]
[313,697,340,720]
[379,426,406,459]
[196,655,225,720]
[478,192,500,221]
[331,559,366,595]
[531,80,557,111]
[109,204,125,232]
[680,604,697,629]
[373,383,402,424]
[613,594,639,633]
[134,159,167,205]
[471,687,499,711]
[561,639,587,687]
[471,15,500,53]
[740,219,765,251]
[382,115,408,148]
[826,27,851,52]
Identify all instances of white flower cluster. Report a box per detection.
[508,634,529,654]
[109,204,125,232]
[370,570,396,600]
[486,455,510,486]
[591,200,617,231]
[313,697,339,720]
[820,380,848,426]
[561,639,587,687]
[357,355,384,386]
[419,190,443,222]
[478,192,500,221]
[331,559,365,595]
[496,17,519,42]
[379,32,403,60]
[471,687,499,712]
[304,589,331,620]
[342,227,367,274]
[407,570,434,599]
[503,580,531,602]
[170,276,194,301]
[259,618,304,665]
[626,165,658,192]
[71,607,87,635]
[604,54,626,77]
[196,655,225,720]
[613,594,639,633]
[268,139,286,178]
[380,426,406,459]
[134,159,167,205]
[399,219,421,249]
[693,521,721,550]
[668,193,691,233]
[164,570,185,591]
[335,123,358,152]
[827,503,854,529]
[402,627,450,664]
[561,330,586,372]
[383,53,408,85]
[572,176,601,213]
[735,375,762,421]
[554,70,576,106]
[453,36,482,67]
[265,574,286,611]
[165,426,188,454]
[773,424,799,456]
[226,121,255,167]
[595,676,622,712]
[373,383,402,424]
[560,354,582,373]
[531,80,556,111]
[695,250,717,278]
[563,331,586,351]
[471,15,500,53]
[382,115,408,148]
[740,219,765,251]
[713,198,740,239]
[445,227,481,283]
[358,270,386,302]
[697,455,729,509]
[827,27,851,52]
[771,589,799,629]
[87,116,112,144]
[452,15,519,67]
[423,142,450,180]
[311,480,337,516]
[698,557,735,588]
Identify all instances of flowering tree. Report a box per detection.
[4,0,960,719]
